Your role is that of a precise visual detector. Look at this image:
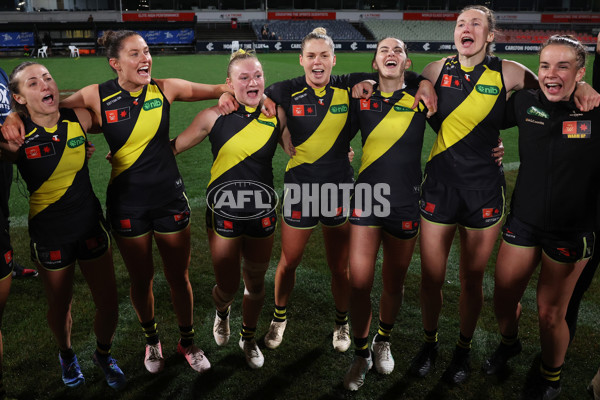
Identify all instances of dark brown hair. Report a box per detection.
[8,61,41,118]
[541,35,587,69]
[97,30,143,71]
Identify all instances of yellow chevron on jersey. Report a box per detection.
[286,87,348,171]
[29,119,85,218]
[359,94,417,175]
[428,65,503,161]
[208,113,278,187]
[110,83,163,183]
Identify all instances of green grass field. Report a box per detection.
[0,52,598,400]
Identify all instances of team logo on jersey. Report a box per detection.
[526,106,549,119]
[441,74,462,89]
[25,142,56,159]
[475,84,500,95]
[562,120,591,139]
[143,98,162,111]
[360,99,381,112]
[105,107,131,124]
[330,104,348,114]
[318,98,325,106]
[67,136,86,148]
[292,104,316,117]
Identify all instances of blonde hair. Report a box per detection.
[227,49,260,77]
[301,27,335,55]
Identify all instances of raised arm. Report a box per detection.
[156,79,233,104]
[171,106,220,155]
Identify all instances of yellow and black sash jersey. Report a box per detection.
[206,105,280,215]
[266,74,369,184]
[99,78,184,210]
[352,85,427,207]
[17,108,102,244]
[426,55,506,190]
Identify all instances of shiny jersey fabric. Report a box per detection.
[207,105,280,213]
[505,89,600,232]
[99,78,184,210]
[17,108,101,244]
[266,74,365,184]
[352,85,426,207]
[427,55,506,189]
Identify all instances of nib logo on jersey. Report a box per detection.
[284,183,391,219]
[207,180,278,220]
[105,107,131,124]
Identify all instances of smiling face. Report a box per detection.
[372,38,410,81]
[12,64,59,118]
[226,58,264,108]
[454,8,494,59]
[299,38,336,88]
[109,35,152,91]
[539,44,586,102]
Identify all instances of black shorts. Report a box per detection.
[420,175,505,229]
[281,182,351,229]
[0,220,12,280]
[108,193,191,238]
[502,214,594,264]
[349,202,419,240]
[30,217,111,270]
[206,208,277,239]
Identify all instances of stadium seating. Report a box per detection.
[362,20,455,42]
[251,20,365,41]
[495,28,595,43]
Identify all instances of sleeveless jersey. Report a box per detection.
[352,85,426,207]
[99,78,184,210]
[266,74,363,184]
[207,105,280,215]
[426,55,506,190]
[17,108,101,244]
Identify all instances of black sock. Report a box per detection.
[273,305,286,322]
[96,341,112,357]
[179,325,194,348]
[375,320,394,342]
[335,308,349,326]
[540,362,562,388]
[141,318,160,346]
[354,336,369,358]
[59,347,75,361]
[240,325,256,341]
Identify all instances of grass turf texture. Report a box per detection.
[0,52,598,399]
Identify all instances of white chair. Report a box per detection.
[37,45,48,58]
[68,45,79,58]
[231,40,239,53]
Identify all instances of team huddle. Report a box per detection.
[0,4,599,400]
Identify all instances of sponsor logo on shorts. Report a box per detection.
[261,217,272,228]
[402,221,414,230]
[557,247,572,257]
[482,207,501,222]
[223,220,233,230]
[120,219,132,229]
[4,250,12,265]
[50,250,61,261]
[207,180,278,221]
[423,202,436,214]
[291,210,301,220]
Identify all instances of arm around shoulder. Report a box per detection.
[502,59,538,92]
[157,78,232,103]
[172,106,220,155]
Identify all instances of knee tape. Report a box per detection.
[212,285,235,310]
